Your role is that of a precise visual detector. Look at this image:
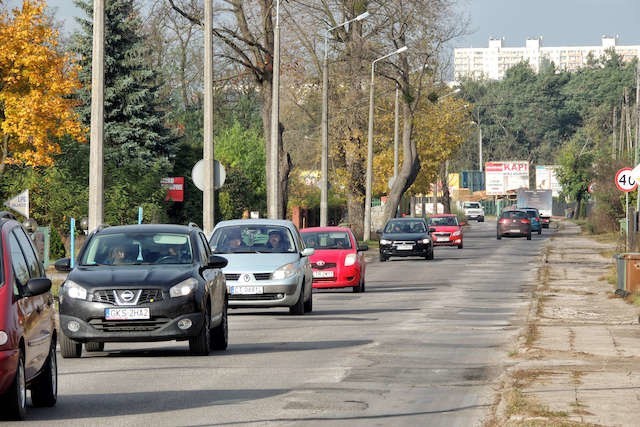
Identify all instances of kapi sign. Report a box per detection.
[485,161,529,196]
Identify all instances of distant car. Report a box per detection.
[497,209,532,240]
[520,207,542,235]
[300,226,368,293]
[463,201,485,222]
[427,214,464,249]
[378,217,434,262]
[54,223,229,358]
[209,219,314,315]
[0,212,57,420]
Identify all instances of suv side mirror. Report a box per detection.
[357,243,369,252]
[54,257,72,272]
[207,254,228,269]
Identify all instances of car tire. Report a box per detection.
[426,247,434,260]
[538,228,542,235]
[209,298,228,351]
[497,232,502,240]
[527,232,532,240]
[379,254,387,262]
[289,285,305,315]
[0,348,27,420]
[458,242,463,249]
[353,277,365,293]
[189,308,211,356]
[31,339,57,407]
[479,217,484,222]
[60,333,82,358]
[84,342,104,352]
[303,290,313,313]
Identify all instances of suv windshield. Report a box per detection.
[81,232,193,265]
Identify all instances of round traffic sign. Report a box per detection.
[191,159,226,191]
[615,167,638,192]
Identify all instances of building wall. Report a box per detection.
[454,36,640,81]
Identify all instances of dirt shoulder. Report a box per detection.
[486,219,640,427]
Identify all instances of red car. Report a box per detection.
[427,214,464,249]
[0,212,57,420]
[300,227,368,293]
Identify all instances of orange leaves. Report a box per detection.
[0,0,86,170]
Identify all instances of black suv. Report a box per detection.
[54,223,228,357]
[378,217,434,261]
[0,212,57,420]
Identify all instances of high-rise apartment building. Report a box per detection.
[454,36,640,81]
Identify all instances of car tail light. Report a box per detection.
[521,218,531,224]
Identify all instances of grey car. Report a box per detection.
[209,219,314,315]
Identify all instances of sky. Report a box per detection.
[7,0,640,49]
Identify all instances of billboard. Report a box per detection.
[161,177,184,202]
[485,161,529,195]
[535,165,562,197]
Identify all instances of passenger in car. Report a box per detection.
[266,230,285,251]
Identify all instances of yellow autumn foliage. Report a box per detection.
[0,0,85,171]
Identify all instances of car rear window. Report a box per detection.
[502,211,528,219]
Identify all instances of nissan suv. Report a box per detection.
[54,223,229,357]
[0,212,57,420]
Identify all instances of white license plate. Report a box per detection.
[231,286,264,295]
[510,229,521,233]
[397,244,413,250]
[313,270,334,278]
[105,307,150,320]
[437,236,449,242]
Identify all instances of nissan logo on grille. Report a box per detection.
[114,289,142,306]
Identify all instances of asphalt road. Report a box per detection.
[14,220,552,426]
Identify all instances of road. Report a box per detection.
[15,220,551,426]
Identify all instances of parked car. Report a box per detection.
[378,217,434,261]
[497,209,532,240]
[520,207,543,235]
[209,219,314,315]
[54,223,229,358]
[300,226,368,293]
[427,214,464,249]
[463,201,485,222]
[0,212,57,420]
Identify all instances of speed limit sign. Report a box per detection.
[615,167,638,192]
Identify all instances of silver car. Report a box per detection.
[209,219,314,315]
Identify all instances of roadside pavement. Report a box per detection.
[488,219,640,426]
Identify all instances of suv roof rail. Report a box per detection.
[0,211,17,220]
[188,222,200,229]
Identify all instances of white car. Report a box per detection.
[209,219,314,315]
[463,201,485,222]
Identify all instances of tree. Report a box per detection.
[72,0,178,224]
[0,0,85,174]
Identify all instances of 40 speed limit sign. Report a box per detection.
[615,167,638,192]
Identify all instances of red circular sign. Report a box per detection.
[615,168,638,192]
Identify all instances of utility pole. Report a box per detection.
[268,0,281,219]
[202,0,215,234]
[635,60,640,219]
[88,0,104,233]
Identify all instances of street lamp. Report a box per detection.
[364,46,408,241]
[321,11,369,226]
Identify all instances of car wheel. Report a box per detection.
[31,338,57,407]
[353,277,364,293]
[189,307,211,355]
[497,232,502,240]
[210,297,228,351]
[426,247,434,260]
[85,342,104,352]
[527,232,532,240]
[538,228,542,235]
[0,348,27,420]
[289,285,305,315]
[60,333,82,358]
[303,290,313,313]
[479,217,484,222]
[379,254,387,262]
[458,242,463,249]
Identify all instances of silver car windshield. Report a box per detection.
[210,225,296,254]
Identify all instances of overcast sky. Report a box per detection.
[10,0,640,49]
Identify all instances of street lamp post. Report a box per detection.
[364,46,408,241]
[268,0,281,219]
[321,11,369,226]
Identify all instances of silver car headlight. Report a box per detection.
[380,239,392,245]
[272,262,297,280]
[170,277,198,298]
[63,280,87,300]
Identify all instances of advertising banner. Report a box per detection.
[535,165,562,197]
[161,177,184,202]
[485,161,529,195]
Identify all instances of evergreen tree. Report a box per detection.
[71,0,177,224]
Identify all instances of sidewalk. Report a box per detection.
[489,220,640,427]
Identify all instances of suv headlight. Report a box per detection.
[272,262,297,280]
[170,277,198,298]
[63,280,87,300]
[421,238,431,244]
[380,239,392,245]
